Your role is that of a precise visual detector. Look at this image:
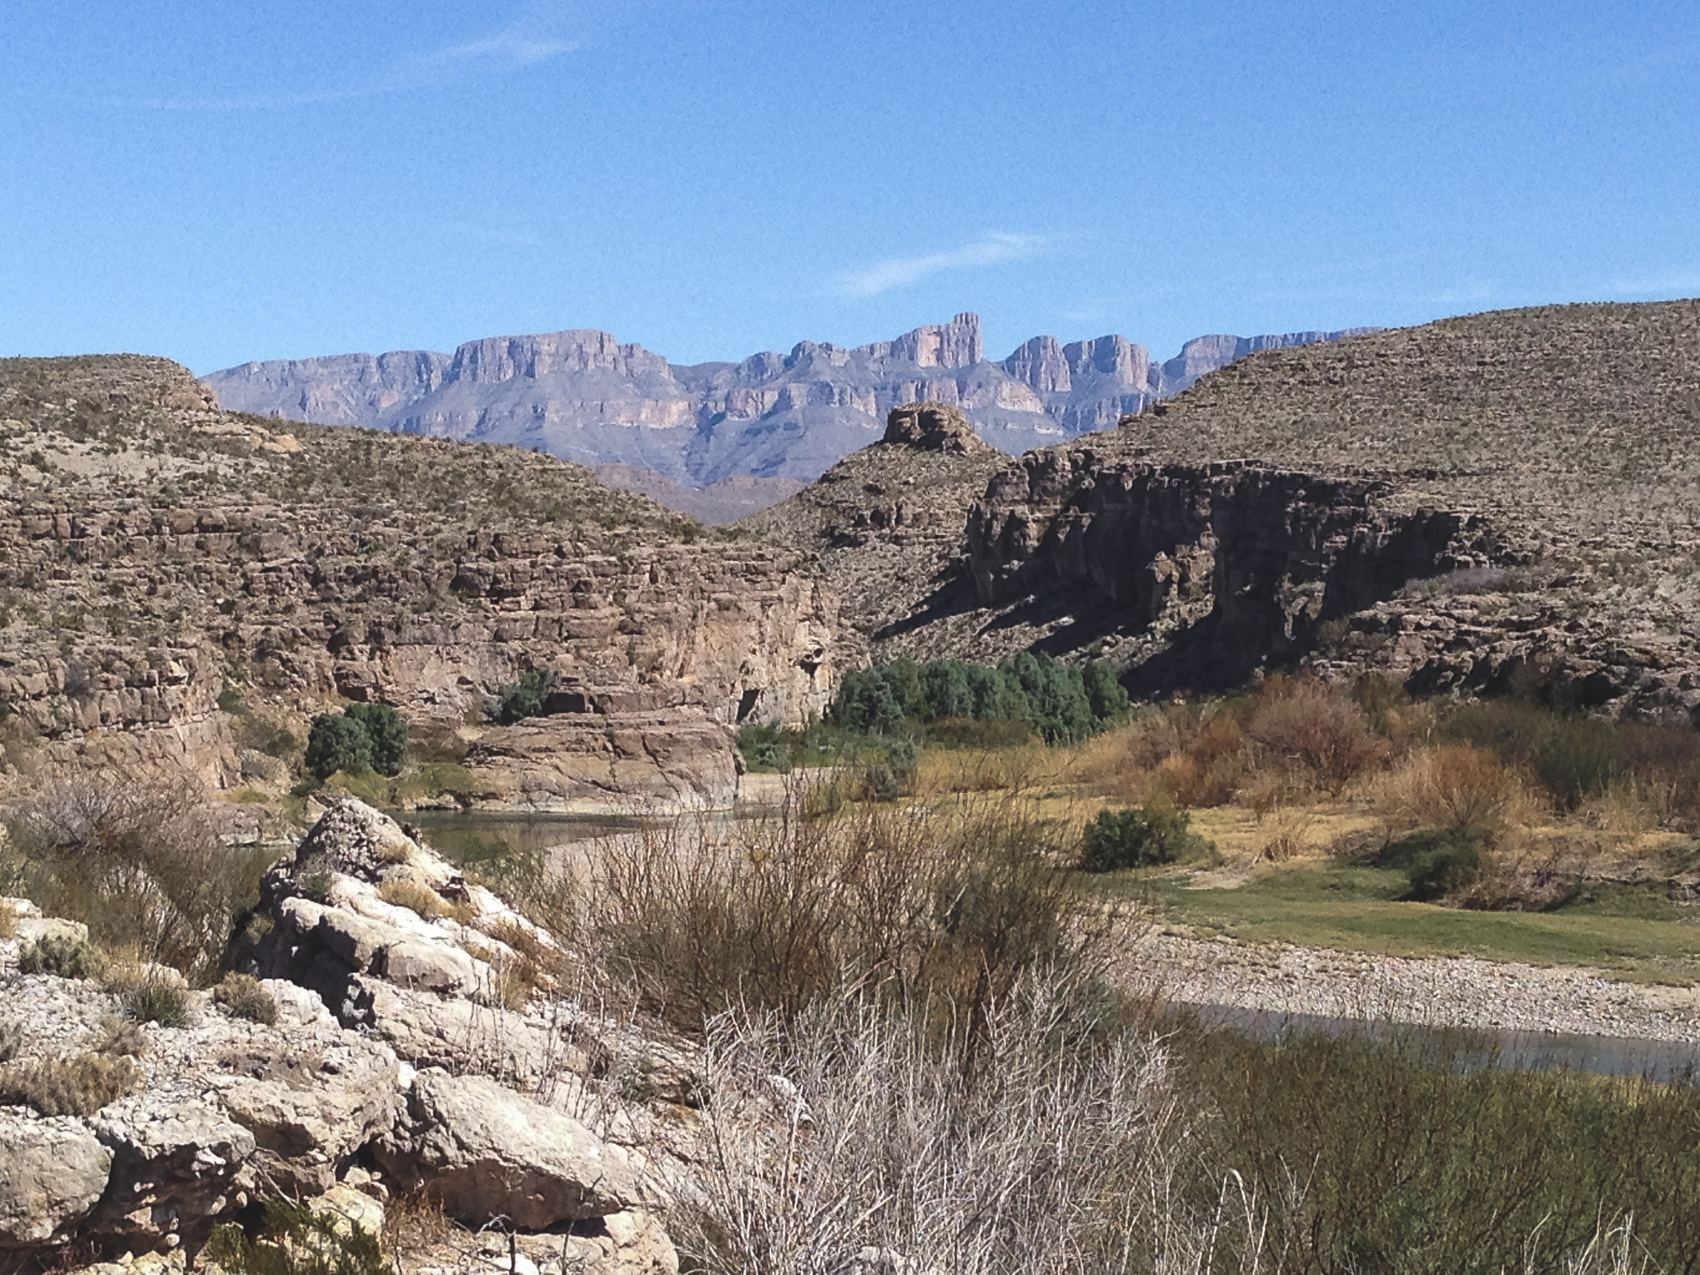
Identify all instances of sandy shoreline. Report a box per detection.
[1122,929,1700,1045]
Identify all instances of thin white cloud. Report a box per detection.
[79,12,579,111]
[835,233,1047,298]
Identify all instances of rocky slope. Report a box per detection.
[204,315,1370,494]
[0,800,687,1273]
[735,403,1011,667]
[748,301,1700,719]
[0,356,838,806]
[949,300,1700,715]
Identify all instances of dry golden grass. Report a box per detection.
[0,899,16,940]
[1373,743,1531,833]
[377,877,466,924]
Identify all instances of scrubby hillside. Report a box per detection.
[735,402,1010,666]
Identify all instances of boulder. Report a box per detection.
[377,1071,644,1229]
[0,1113,111,1247]
[91,1096,254,1243]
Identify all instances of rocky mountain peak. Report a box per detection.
[862,312,983,369]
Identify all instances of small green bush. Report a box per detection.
[1381,826,1485,902]
[0,1053,141,1116]
[18,933,106,980]
[494,668,559,725]
[127,981,189,1028]
[298,868,334,904]
[1079,800,1204,872]
[206,1201,387,1275]
[343,703,407,776]
[304,714,372,780]
[213,973,279,1026]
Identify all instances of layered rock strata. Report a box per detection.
[0,355,837,802]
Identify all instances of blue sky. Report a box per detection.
[3,0,1697,373]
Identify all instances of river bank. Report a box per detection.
[1122,926,1700,1045]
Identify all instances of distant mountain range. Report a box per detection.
[203,314,1373,494]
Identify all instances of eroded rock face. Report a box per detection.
[966,453,1470,692]
[0,799,698,1269]
[463,710,739,811]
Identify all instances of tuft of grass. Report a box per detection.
[0,899,16,940]
[207,1200,387,1275]
[127,980,190,1028]
[214,972,279,1025]
[0,1020,21,1063]
[377,877,463,923]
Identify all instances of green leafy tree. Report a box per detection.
[494,668,559,725]
[832,668,906,735]
[343,703,407,776]
[920,661,976,720]
[1083,661,1130,723]
[304,714,372,780]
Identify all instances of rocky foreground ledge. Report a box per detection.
[0,799,692,1275]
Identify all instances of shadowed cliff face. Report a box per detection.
[967,451,1470,691]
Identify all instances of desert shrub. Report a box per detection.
[207,1200,387,1275]
[0,1053,140,1116]
[1442,700,1628,810]
[304,714,371,779]
[18,933,106,979]
[1381,826,1486,901]
[92,1017,148,1056]
[0,898,15,940]
[127,981,189,1028]
[213,973,279,1025]
[2,772,271,984]
[298,868,334,903]
[1377,742,1523,831]
[1246,675,1386,788]
[0,1020,20,1063]
[1079,799,1205,872]
[735,721,790,772]
[835,655,1120,744]
[493,667,558,725]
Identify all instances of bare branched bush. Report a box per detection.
[672,968,1252,1275]
[1246,676,1387,790]
[1,769,274,984]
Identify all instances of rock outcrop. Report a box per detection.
[0,799,692,1272]
[204,316,1369,492]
